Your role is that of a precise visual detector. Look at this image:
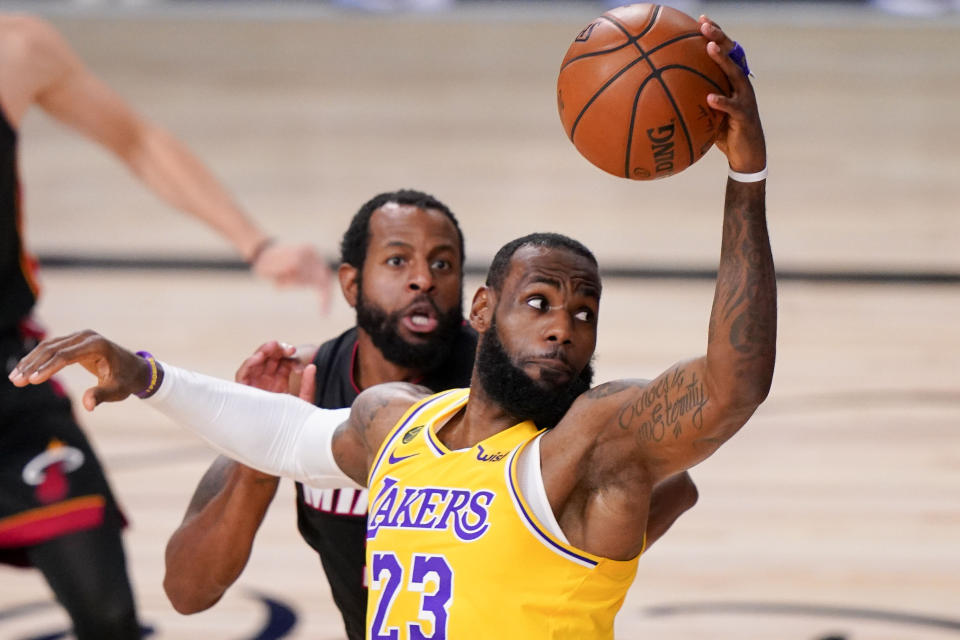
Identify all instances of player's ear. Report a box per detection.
[469,286,494,333]
[339,263,359,308]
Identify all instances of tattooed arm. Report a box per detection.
[541,21,774,560]
[609,163,774,480]
[622,20,774,481]
[333,382,432,484]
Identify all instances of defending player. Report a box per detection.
[10,16,770,638]
[164,190,476,639]
[0,13,329,639]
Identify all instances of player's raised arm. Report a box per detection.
[572,24,773,485]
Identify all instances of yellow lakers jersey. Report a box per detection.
[366,389,639,639]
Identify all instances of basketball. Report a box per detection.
[557,3,731,180]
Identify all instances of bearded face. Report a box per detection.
[350,203,465,373]
[356,283,463,372]
[475,314,593,430]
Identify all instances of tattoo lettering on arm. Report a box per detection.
[361,395,391,434]
[352,383,431,438]
[336,383,430,483]
[616,366,709,444]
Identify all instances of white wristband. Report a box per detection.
[728,166,768,183]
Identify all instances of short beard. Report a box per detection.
[355,284,463,372]
[476,315,593,430]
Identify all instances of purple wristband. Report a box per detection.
[729,41,751,77]
[135,351,162,399]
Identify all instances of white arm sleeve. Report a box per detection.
[142,362,362,489]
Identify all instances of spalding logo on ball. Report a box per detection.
[557,3,730,180]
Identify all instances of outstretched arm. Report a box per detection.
[0,14,331,303]
[9,331,427,488]
[8,330,368,484]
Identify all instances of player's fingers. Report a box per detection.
[699,16,733,54]
[268,343,296,372]
[10,333,81,375]
[707,41,744,86]
[256,340,295,362]
[257,339,281,353]
[706,42,749,114]
[287,365,302,397]
[82,388,98,412]
[262,352,283,377]
[235,350,266,383]
[298,364,317,403]
[84,384,114,411]
[10,332,94,385]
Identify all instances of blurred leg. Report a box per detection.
[26,522,141,640]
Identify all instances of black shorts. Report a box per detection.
[0,325,123,565]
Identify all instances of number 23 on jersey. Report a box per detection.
[369,551,453,640]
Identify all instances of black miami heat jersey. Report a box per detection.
[0,105,39,332]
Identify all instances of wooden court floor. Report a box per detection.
[3,3,958,638]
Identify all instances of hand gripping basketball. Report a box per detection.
[557,3,749,180]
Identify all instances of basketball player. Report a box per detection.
[162,190,699,640]
[0,14,329,639]
[10,16,770,637]
[164,189,476,639]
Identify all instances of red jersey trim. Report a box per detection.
[0,495,105,547]
[349,340,361,394]
[348,338,425,393]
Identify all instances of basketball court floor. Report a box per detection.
[2,2,958,638]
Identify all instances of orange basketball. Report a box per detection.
[557,3,731,180]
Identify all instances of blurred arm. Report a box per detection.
[0,14,330,296]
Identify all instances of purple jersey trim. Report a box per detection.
[368,390,460,484]
[425,425,448,457]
